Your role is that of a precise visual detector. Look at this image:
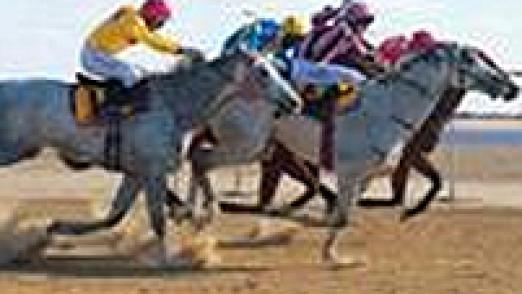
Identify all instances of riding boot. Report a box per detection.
[99,81,129,121]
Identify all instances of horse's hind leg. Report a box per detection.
[258,158,284,210]
[284,162,320,210]
[323,174,360,265]
[259,145,321,215]
[47,175,141,235]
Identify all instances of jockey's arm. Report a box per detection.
[130,17,180,54]
[311,5,338,26]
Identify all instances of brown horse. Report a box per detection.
[217,87,467,220]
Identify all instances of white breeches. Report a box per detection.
[290,58,367,86]
[80,45,142,87]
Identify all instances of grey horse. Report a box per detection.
[0,50,296,265]
[187,43,518,264]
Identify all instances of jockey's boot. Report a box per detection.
[105,80,130,107]
[98,80,131,120]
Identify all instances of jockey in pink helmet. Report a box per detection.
[408,30,439,52]
[291,1,376,170]
[375,34,409,67]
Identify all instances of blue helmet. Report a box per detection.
[255,18,281,44]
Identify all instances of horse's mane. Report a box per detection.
[146,54,243,110]
[366,43,455,87]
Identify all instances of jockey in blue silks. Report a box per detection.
[222,16,365,85]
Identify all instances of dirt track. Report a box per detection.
[1,148,522,293]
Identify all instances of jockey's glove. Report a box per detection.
[177,47,206,63]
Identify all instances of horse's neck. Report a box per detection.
[358,55,452,131]
[149,55,241,128]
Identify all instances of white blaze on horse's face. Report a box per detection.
[452,46,519,101]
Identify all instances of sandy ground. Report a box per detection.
[0,135,522,293]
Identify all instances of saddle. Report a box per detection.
[72,73,150,125]
[301,82,360,120]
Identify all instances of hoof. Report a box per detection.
[130,234,219,269]
[176,233,220,268]
[218,221,299,248]
[0,222,51,266]
[129,236,168,268]
[400,209,419,222]
[168,206,193,225]
[325,255,368,269]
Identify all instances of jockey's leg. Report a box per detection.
[80,45,141,88]
[289,58,367,86]
[81,46,143,117]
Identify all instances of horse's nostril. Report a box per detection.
[506,85,519,101]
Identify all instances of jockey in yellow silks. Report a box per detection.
[80,0,198,88]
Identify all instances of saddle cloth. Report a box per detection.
[71,73,150,125]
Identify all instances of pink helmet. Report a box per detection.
[140,0,172,22]
[408,30,438,52]
[338,2,375,26]
[375,34,409,65]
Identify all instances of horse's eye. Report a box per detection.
[462,51,475,64]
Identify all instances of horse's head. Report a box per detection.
[218,47,303,113]
[446,44,518,101]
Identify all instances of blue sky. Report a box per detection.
[0,0,520,113]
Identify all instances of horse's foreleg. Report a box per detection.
[47,175,141,235]
[144,173,167,238]
[323,175,359,265]
[218,148,286,214]
[190,134,268,207]
[389,154,413,206]
[129,172,170,266]
[189,163,219,231]
[401,154,442,220]
[356,152,413,208]
[166,189,184,209]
